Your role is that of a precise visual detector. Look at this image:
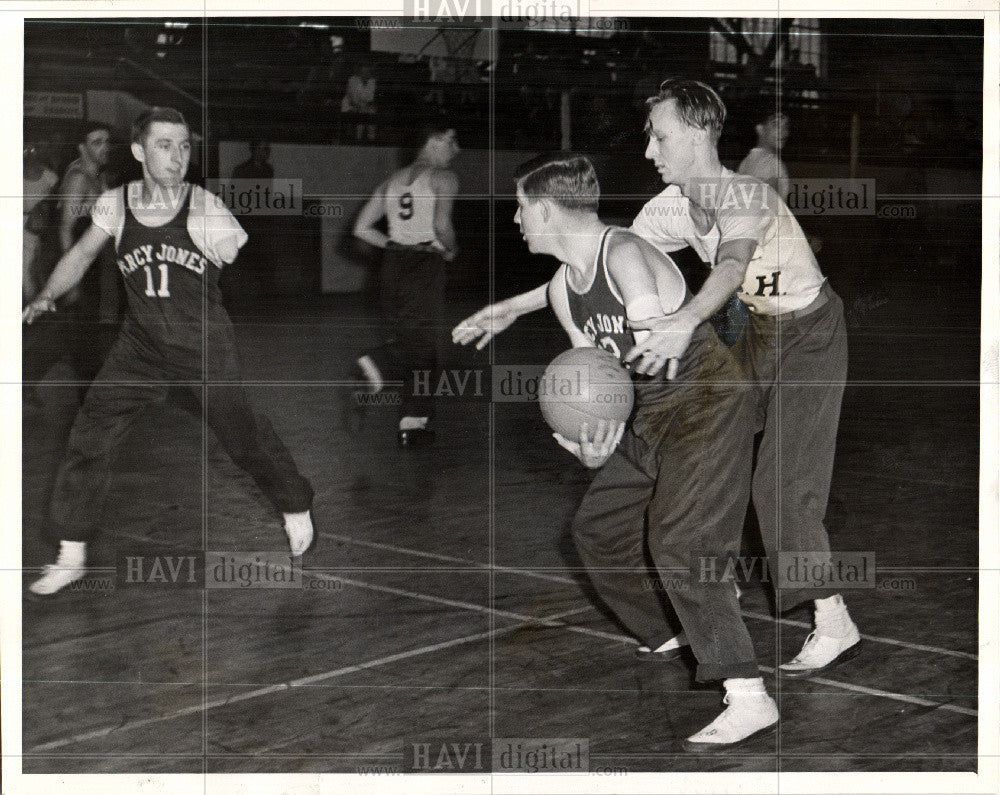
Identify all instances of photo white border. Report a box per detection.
[3,3,997,794]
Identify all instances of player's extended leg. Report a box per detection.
[644,386,758,683]
[393,248,446,445]
[31,339,169,595]
[571,430,685,648]
[643,345,776,751]
[354,248,407,432]
[747,286,860,676]
[203,382,315,556]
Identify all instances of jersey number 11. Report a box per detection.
[144,264,171,298]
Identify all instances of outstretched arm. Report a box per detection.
[23,224,111,323]
[451,282,549,349]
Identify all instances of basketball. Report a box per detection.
[538,347,634,442]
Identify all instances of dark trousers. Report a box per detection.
[365,245,446,421]
[46,331,313,544]
[734,282,849,608]
[572,329,761,682]
[23,310,119,388]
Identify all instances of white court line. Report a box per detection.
[767,671,978,718]
[739,610,978,662]
[28,598,593,753]
[322,531,980,662]
[31,538,976,752]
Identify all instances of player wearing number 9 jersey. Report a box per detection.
[22,107,315,596]
[352,121,460,446]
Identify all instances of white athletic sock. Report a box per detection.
[399,416,429,431]
[58,540,87,567]
[283,510,314,557]
[814,594,854,637]
[356,356,383,394]
[723,677,768,696]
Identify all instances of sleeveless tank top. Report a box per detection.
[115,184,227,361]
[385,167,439,246]
[564,227,735,418]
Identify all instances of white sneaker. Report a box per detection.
[779,626,862,678]
[283,510,314,557]
[636,632,689,660]
[28,541,86,596]
[683,692,779,753]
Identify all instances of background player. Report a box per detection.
[23,141,58,303]
[22,107,315,596]
[58,121,123,379]
[352,121,460,446]
[23,123,116,397]
[738,100,822,255]
[510,152,778,751]
[738,103,790,192]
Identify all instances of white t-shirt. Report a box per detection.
[738,147,789,194]
[630,168,824,315]
[91,182,248,268]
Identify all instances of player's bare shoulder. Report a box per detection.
[429,166,459,196]
[607,228,673,268]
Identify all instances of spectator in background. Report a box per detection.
[227,141,277,304]
[425,56,456,115]
[738,104,790,192]
[23,142,58,303]
[233,140,274,181]
[59,122,121,382]
[739,103,822,256]
[341,62,377,142]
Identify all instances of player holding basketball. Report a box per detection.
[23,107,315,596]
[510,152,778,751]
[454,80,860,680]
[352,122,460,446]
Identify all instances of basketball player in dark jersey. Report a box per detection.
[352,121,460,446]
[23,107,314,596]
[509,153,778,751]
